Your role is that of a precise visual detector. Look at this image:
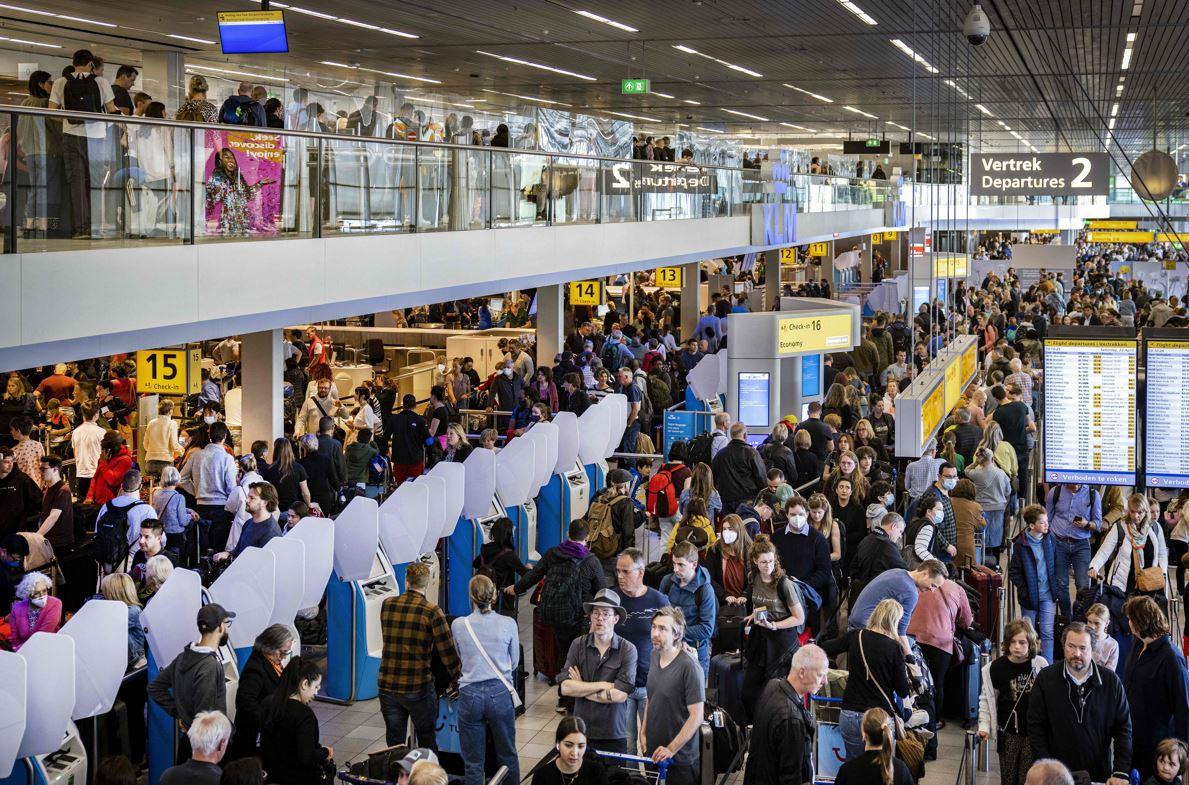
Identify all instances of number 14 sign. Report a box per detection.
[137,348,202,395]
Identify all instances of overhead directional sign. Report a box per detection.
[621,78,650,94]
[568,280,602,306]
[1088,230,1154,243]
[137,348,201,395]
[807,242,829,257]
[655,267,683,289]
[970,152,1111,196]
[1087,220,1137,230]
[779,247,798,264]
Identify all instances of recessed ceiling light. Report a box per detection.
[782,84,834,103]
[843,105,877,119]
[974,103,993,116]
[943,79,970,98]
[481,88,571,106]
[780,122,815,132]
[1108,118,1117,131]
[1121,48,1133,69]
[696,126,724,133]
[168,34,216,44]
[0,4,54,17]
[890,39,939,73]
[318,61,440,83]
[605,110,662,122]
[1126,31,1137,42]
[670,44,763,78]
[189,64,288,83]
[287,5,336,18]
[887,122,911,131]
[573,10,638,32]
[837,0,878,25]
[651,90,675,99]
[724,108,769,121]
[57,14,116,27]
[1110,103,1119,117]
[0,36,58,47]
[917,131,935,139]
[475,50,596,81]
[682,99,701,105]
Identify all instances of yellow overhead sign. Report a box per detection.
[655,267,683,288]
[568,280,602,306]
[777,312,854,355]
[1029,228,1060,235]
[961,342,977,387]
[921,380,945,448]
[1087,220,1138,230]
[807,242,829,257]
[871,233,882,244]
[883,230,897,239]
[1087,230,1154,243]
[932,254,969,278]
[1157,232,1187,245]
[137,348,201,396]
[779,247,798,264]
[945,361,962,414]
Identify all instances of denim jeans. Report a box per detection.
[839,709,866,761]
[1023,597,1056,662]
[380,685,439,749]
[625,686,647,755]
[1051,537,1091,618]
[459,680,518,785]
[983,509,1005,550]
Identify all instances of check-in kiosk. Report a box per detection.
[536,412,589,556]
[1,634,77,785]
[0,651,27,782]
[495,434,538,565]
[578,402,611,492]
[379,481,430,588]
[324,496,397,704]
[447,448,500,617]
[142,568,203,784]
[726,300,860,430]
[285,516,336,614]
[210,547,277,671]
[517,424,558,562]
[58,599,126,785]
[601,393,629,466]
[265,534,307,637]
[422,462,465,606]
[684,352,727,412]
[412,472,449,600]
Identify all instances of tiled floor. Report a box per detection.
[313,591,1000,784]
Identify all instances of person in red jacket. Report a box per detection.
[88,432,133,505]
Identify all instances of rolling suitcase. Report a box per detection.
[514,643,527,715]
[699,719,716,785]
[707,653,745,727]
[963,566,1003,641]
[532,606,560,684]
[712,605,746,655]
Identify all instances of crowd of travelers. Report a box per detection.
[2,244,1189,785]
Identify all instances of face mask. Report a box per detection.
[2,559,19,569]
[203,416,216,425]
[930,509,945,525]
[885,495,895,509]
[503,368,514,378]
[529,413,541,422]
[789,514,808,531]
[721,529,738,545]
[280,651,293,668]
[942,478,957,491]
[31,596,47,608]
[437,364,446,374]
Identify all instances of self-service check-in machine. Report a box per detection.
[0,651,27,783]
[536,412,589,556]
[209,546,277,672]
[579,394,627,493]
[286,515,336,623]
[420,462,465,607]
[379,481,430,589]
[264,534,307,647]
[447,449,500,617]
[411,470,451,600]
[0,633,76,785]
[324,496,397,704]
[495,431,540,565]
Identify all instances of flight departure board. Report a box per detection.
[1145,339,1189,487]
[1043,338,1136,485]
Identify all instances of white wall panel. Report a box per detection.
[0,259,19,350]
[198,238,324,320]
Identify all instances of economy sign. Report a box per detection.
[970,152,1110,197]
[776,313,853,355]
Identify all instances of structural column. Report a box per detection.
[140,51,185,116]
[763,252,781,311]
[241,329,284,452]
[681,261,700,341]
[536,284,564,365]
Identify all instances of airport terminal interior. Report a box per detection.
[3,1,1189,785]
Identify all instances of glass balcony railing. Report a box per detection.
[0,106,899,253]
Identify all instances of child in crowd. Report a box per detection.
[1085,603,1120,671]
[1145,738,1188,785]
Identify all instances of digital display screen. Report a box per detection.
[801,354,821,398]
[218,10,289,54]
[737,372,770,430]
[1145,340,1189,487]
[912,285,930,312]
[1043,338,1136,485]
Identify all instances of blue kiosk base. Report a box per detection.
[324,574,381,703]
[536,476,567,557]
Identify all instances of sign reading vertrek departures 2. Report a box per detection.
[970,152,1111,196]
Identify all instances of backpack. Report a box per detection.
[706,702,746,775]
[687,431,714,468]
[476,546,511,584]
[220,95,263,126]
[63,74,103,114]
[600,342,621,372]
[635,379,654,426]
[646,465,679,517]
[93,500,146,565]
[901,518,936,569]
[539,552,587,627]
[585,491,623,560]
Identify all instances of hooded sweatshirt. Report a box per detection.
[147,643,227,726]
[660,565,718,656]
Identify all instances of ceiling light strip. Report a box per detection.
[782,83,834,103]
[475,50,596,81]
[723,108,770,121]
[843,105,877,119]
[480,88,571,106]
[573,10,638,32]
[671,44,763,78]
[837,0,878,25]
[890,39,939,74]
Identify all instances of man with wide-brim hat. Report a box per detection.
[559,587,639,753]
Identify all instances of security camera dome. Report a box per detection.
[964,4,990,46]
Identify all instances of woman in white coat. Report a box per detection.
[1089,493,1169,603]
[977,618,1048,785]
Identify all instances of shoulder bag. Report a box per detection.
[1128,526,1166,594]
[462,617,523,708]
[859,630,925,775]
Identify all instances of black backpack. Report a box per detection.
[706,701,746,774]
[538,553,587,628]
[219,95,263,126]
[93,500,146,565]
[687,431,714,468]
[63,74,102,114]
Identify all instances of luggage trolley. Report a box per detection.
[811,696,846,783]
[597,751,670,785]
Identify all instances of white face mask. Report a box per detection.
[942,478,957,491]
[31,596,47,608]
[503,368,514,377]
[930,508,945,525]
[721,529,738,545]
[789,514,808,531]
[437,364,446,374]
[203,415,217,425]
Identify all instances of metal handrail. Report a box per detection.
[795,477,821,494]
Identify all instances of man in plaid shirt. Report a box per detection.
[378,561,460,748]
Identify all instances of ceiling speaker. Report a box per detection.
[1130,149,1179,201]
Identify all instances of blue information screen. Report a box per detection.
[219,11,290,54]
[801,354,821,398]
[737,372,770,430]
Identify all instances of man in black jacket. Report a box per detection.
[848,512,907,606]
[743,644,829,785]
[711,423,766,514]
[1028,623,1131,785]
[771,496,832,612]
[386,394,429,486]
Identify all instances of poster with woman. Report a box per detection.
[203,129,283,237]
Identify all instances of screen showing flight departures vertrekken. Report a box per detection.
[1043,338,1136,486]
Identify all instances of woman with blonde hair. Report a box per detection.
[100,572,145,669]
[807,492,841,563]
[1089,493,1169,605]
[142,554,174,601]
[176,74,217,123]
[451,574,520,785]
[832,707,914,785]
[853,419,888,463]
[821,598,911,760]
[977,421,1017,482]
[678,461,721,519]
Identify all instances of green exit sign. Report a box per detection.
[621,78,650,94]
[865,138,882,147]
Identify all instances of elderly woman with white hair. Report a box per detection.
[142,554,175,602]
[152,464,197,555]
[7,571,61,650]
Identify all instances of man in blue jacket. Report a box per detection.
[659,540,717,677]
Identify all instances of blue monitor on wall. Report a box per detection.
[801,354,821,398]
[218,10,289,54]
[737,372,771,430]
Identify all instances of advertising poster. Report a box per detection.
[203,129,284,237]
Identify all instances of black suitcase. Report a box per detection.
[712,605,746,655]
[707,653,745,727]
[514,643,526,716]
[699,719,716,785]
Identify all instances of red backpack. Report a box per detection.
[646,465,679,517]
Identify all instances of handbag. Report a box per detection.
[462,617,523,709]
[1129,527,1166,593]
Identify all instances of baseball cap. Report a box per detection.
[196,603,236,633]
[398,749,439,774]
